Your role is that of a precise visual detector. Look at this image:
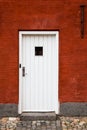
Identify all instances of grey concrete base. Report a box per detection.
[60,102,87,116]
[0,104,18,117]
[1,103,87,117]
[20,112,56,121]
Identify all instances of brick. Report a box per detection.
[0,0,87,104]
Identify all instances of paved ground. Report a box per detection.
[16,120,61,130]
[0,117,87,130]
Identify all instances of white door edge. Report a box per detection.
[19,31,59,114]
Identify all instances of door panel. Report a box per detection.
[19,31,59,114]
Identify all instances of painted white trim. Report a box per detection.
[56,32,59,114]
[19,32,23,114]
[19,31,59,114]
[19,31,59,35]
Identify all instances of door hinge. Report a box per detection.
[19,64,21,68]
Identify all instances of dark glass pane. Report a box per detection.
[35,47,43,56]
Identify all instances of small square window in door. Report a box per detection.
[35,47,43,56]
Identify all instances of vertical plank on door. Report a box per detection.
[22,35,26,110]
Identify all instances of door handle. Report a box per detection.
[22,67,25,77]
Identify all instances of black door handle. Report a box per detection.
[22,67,25,77]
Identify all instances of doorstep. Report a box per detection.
[20,112,57,121]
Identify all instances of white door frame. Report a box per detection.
[19,31,59,114]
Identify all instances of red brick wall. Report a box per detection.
[0,0,87,103]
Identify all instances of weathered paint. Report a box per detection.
[0,0,87,103]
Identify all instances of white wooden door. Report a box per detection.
[19,31,59,114]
